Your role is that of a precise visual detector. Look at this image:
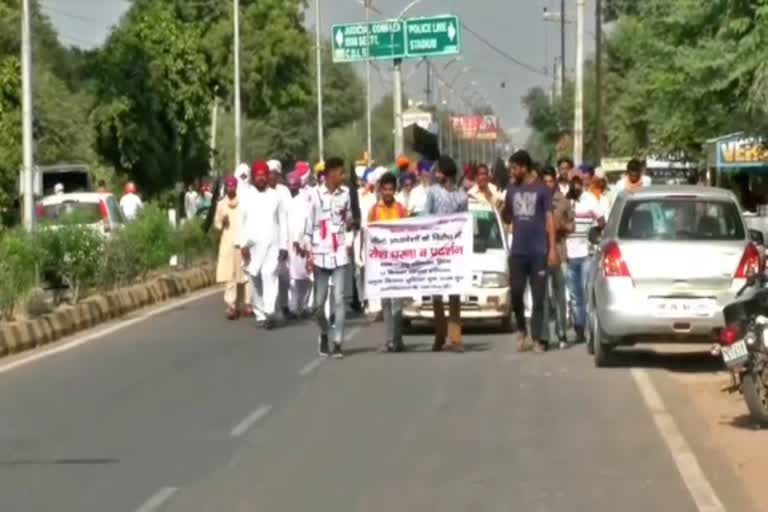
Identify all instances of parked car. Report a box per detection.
[37,192,124,236]
[403,201,513,331]
[586,185,764,366]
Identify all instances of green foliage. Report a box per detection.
[0,55,21,214]
[178,217,212,266]
[36,225,105,303]
[99,229,141,289]
[0,230,40,319]
[92,1,214,194]
[120,204,178,277]
[524,0,768,161]
[521,63,599,164]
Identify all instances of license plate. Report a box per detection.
[721,340,749,368]
[648,298,716,318]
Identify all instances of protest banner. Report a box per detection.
[365,213,473,299]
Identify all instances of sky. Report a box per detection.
[41,0,598,146]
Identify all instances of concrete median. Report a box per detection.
[0,263,216,357]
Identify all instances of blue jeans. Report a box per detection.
[567,257,591,329]
[313,265,348,344]
[543,263,569,341]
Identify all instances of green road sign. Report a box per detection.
[405,15,460,58]
[331,15,461,63]
[331,20,405,63]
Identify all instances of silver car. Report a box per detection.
[587,186,763,366]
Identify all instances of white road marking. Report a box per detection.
[135,487,178,512]
[0,287,221,377]
[631,369,726,512]
[299,358,323,376]
[298,325,362,376]
[230,404,272,438]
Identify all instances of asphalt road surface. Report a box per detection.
[0,291,757,511]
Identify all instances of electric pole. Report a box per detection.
[425,58,432,105]
[595,0,604,163]
[573,0,585,165]
[364,0,372,163]
[233,0,242,167]
[315,0,325,162]
[561,0,566,95]
[21,0,34,231]
[393,58,404,159]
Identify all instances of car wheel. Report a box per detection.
[591,310,615,368]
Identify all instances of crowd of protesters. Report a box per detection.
[212,151,652,358]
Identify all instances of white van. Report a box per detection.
[403,202,513,331]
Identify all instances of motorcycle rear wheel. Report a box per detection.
[742,370,768,426]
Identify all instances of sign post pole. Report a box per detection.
[393,58,404,160]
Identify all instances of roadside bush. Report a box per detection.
[99,230,141,289]
[36,225,105,303]
[120,204,177,277]
[178,217,213,266]
[0,230,40,320]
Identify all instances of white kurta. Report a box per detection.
[288,189,312,281]
[409,184,429,216]
[239,186,288,319]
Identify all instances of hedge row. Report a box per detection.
[0,204,214,320]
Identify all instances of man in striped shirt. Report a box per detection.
[565,175,606,344]
[304,157,354,359]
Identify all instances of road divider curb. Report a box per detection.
[0,263,216,360]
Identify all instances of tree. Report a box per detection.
[521,62,599,164]
[92,1,215,194]
[0,1,98,221]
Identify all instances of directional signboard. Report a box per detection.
[405,15,460,58]
[331,15,461,63]
[331,20,405,63]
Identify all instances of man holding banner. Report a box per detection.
[424,156,469,353]
[367,172,409,352]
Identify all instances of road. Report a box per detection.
[0,291,758,511]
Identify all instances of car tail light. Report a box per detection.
[36,204,44,218]
[720,323,742,346]
[602,241,631,278]
[734,243,760,278]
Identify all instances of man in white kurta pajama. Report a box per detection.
[239,160,289,329]
[287,167,313,317]
[268,159,293,320]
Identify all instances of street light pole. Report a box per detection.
[595,0,604,163]
[233,0,242,167]
[315,0,325,162]
[392,0,423,160]
[21,0,34,231]
[393,58,404,159]
[560,0,566,95]
[365,2,373,163]
[573,0,585,165]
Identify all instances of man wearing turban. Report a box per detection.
[239,160,289,329]
[215,175,251,319]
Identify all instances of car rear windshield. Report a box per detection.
[40,202,102,225]
[472,209,504,252]
[618,198,745,241]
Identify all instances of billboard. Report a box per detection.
[450,115,499,140]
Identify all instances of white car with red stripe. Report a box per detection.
[587,186,763,366]
[37,192,125,236]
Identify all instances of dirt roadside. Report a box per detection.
[640,345,768,511]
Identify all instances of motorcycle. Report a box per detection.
[720,273,768,425]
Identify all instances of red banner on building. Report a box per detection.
[450,115,499,140]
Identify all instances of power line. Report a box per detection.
[40,4,105,26]
[460,22,549,78]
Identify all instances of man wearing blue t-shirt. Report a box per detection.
[502,150,558,353]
